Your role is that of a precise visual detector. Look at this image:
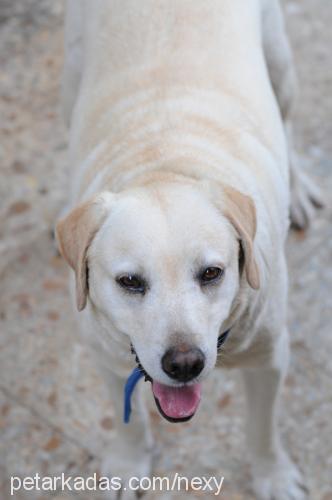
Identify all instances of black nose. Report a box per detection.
[161,346,205,382]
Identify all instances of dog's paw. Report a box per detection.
[100,445,153,499]
[251,452,308,500]
[290,167,324,230]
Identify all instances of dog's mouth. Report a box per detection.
[131,330,229,423]
[131,346,202,423]
[152,380,202,423]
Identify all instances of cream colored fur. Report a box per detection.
[56,1,319,498]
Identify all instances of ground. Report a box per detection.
[0,1,331,499]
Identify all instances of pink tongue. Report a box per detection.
[152,381,202,419]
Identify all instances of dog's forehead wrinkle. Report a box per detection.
[131,187,227,238]
[92,184,235,280]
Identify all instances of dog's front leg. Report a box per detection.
[242,331,308,500]
[100,369,154,499]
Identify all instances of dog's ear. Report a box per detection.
[222,185,260,290]
[223,186,260,290]
[203,180,260,290]
[55,193,113,311]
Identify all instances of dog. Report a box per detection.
[56,1,322,498]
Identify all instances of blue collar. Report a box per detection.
[123,366,144,423]
[124,328,231,423]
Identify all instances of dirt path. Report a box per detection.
[0,1,331,499]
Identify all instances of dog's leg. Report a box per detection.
[98,368,154,499]
[262,0,323,229]
[242,331,307,500]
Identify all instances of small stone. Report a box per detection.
[12,160,26,173]
[43,278,66,291]
[47,391,57,408]
[1,404,10,417]
[100,417,113,430]
[8,200,30,215]
[218,393,232,409]
[18,253,30,264]
[47,310,60,321]
[43,435,61,451]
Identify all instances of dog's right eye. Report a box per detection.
[199,266,224,285]
[116,274,146,294]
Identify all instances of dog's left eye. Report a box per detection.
[116,274,146,294]
[199,266,224,285]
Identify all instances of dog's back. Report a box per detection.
[64,0,287,227]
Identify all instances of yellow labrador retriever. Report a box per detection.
[57,1,321,498]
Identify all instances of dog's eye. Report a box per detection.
[199,266,224,285]
[116,274,146,294]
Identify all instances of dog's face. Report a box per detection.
[56,180,259,422]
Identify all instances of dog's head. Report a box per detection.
[56,179,259,422]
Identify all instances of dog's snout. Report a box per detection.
[161,346,205,382]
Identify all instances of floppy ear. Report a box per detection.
[203,180,260,289]
[55,193,113,311]
[222,185,260,290]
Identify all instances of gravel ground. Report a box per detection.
[0,1,331,499]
